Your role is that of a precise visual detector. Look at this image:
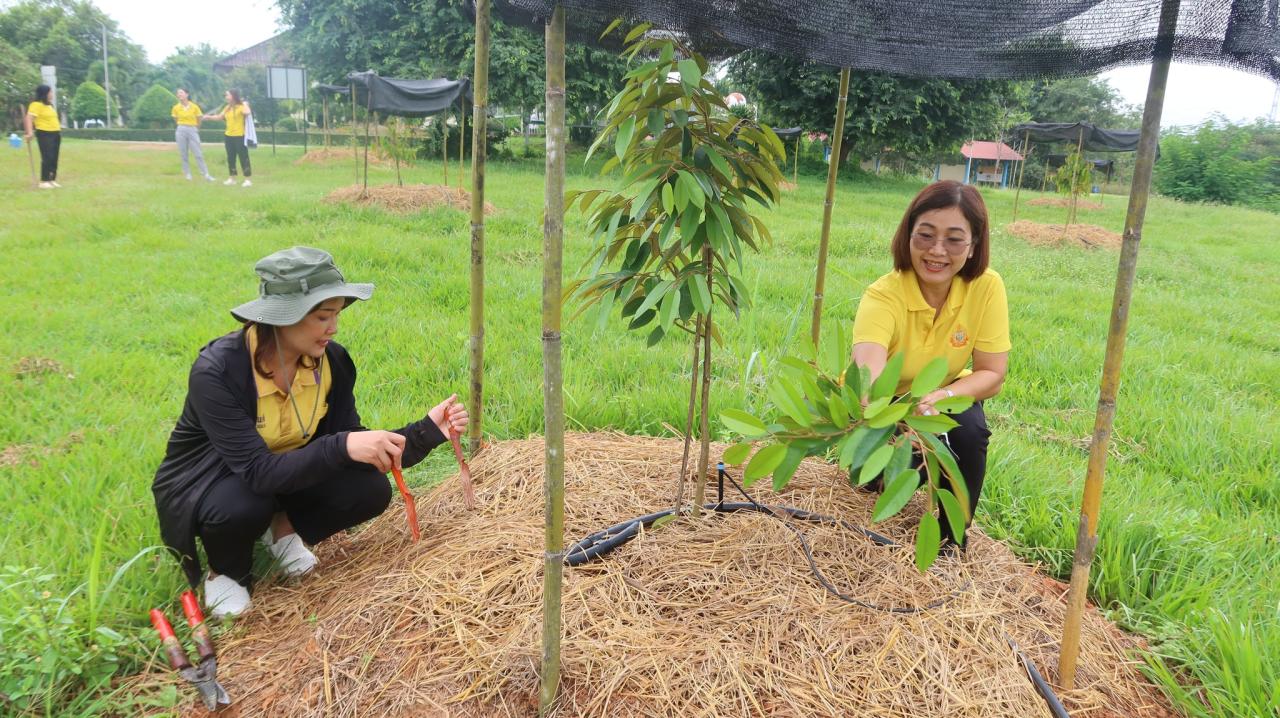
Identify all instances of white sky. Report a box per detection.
[95,0,1279,129]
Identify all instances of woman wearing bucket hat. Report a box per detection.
[152,247,467,617]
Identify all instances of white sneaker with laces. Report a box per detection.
[241,179,253,187]
[223,177,236,186]
[203,575,251,618]
[264,532,317,577]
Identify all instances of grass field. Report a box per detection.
[1,139,1277,716]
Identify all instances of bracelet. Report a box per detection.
[944,388,954,398]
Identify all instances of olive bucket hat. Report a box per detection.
[230,247,374,326]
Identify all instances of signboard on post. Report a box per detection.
[40,66,61,123]
[266,66,308,154]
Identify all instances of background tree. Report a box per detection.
[1025,76,1140,128]
[131,83,177,128]
[727,51,1015,170]
[70,79,106,124]
[0,37,40,130]
[147,45,226,111]
[1154,118,1280,213]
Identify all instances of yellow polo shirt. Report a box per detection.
[27,101,60,132]
[171,101,203,127]
[245,329,332,453]
[223,104,246,137]
[852,269,1010,395]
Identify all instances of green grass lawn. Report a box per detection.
[1,139,1276,717]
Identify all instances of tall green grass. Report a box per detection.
[0,140,1276,716]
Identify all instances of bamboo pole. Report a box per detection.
[810,67,851,347]
[469,0,491,457]
[538,5,565,716]
[443,115,450,187]
[363,100,373,192]
[351,82,358,182]
[672,324,702,512]
[394,118,403,187]
[690,248,715,517]
[1011,130,1030,221]
[323,95,330,149]
[1067,125,1085,228]
[1058,0,1179,690]
[459,96,466,191]
[792,134,800,186]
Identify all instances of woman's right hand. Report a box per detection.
[346,430,406,473]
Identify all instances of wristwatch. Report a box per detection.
[944,388,954,398]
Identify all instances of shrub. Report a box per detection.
[131,85,179,129]
[71,81,107,124]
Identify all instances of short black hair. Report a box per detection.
[34,85,52,104]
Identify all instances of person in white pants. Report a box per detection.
[171,88,215,182]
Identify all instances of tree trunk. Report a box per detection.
[538,6,565,716]
[812,66,851,347]
[691,246,714,516]
[672,319,702,513]
[469,0,491,456]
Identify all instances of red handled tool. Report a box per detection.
[150,591,231,711]
[449,429,475,510]
[390,465,421,541]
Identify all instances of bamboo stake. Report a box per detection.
[323,95,330,149]
[793,134,800,186]
[1058,0,1179,690]
[810,67,850,347]
[469,0,491,457]
[672,324,701,513]
[363,101,373,193]
[443,115,449,187]
[459,96,466,191]
[351,82,358,182]
[394,118,403,187]
[1067,125,1085,228]
[691,248,715,517]
[538,5,565,716]
[1011,130,1030,221]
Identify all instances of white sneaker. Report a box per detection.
[223,177,236,186]
[264,532,317,577]
[49,181,62,188]
[241,179,252,187]
[37,182,53,189]
[203,575,251,618]
[204,175,216,182]
[184,174,193,181]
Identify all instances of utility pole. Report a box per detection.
[100,23,112,127]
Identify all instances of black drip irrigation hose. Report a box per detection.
[563,462,1072,715]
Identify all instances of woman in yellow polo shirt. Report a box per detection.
[852,180,1010,551]
[23,84,61,189]
[152,247,469,617]
[202,88,253,186]
[171,88,215,182]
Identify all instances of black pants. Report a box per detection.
[224,136,251,177]
[195,466,391,586]
[864,401,990,547]
[36,129,60,181]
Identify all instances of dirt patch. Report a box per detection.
[296,148,395,168]
[0,431,84,468]
[1027,197,1105,210]
[323,184,495,215]
[13,356,70,378]
[778,180,798,192]
[1007,220,1123,250]
[142,433,1177,718]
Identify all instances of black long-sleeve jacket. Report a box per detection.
[152,330,445,586]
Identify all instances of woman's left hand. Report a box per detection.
[915,389,948,416]
[428,394,469,438]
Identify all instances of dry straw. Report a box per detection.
[1007,220,1123,250]
[323,184,496,215]
[146,433,1175,717]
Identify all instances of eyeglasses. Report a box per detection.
[910,232,971,255]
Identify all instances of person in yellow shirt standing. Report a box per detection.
[202,88,253,187]
[24,84,61,189]
[852,180,1010,552]
[171,88,215,182]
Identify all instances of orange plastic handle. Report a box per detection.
[150,609,176,640]
[390,466,420,541]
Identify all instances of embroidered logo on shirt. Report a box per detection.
[950,326,969,348]
[256,415,266,429]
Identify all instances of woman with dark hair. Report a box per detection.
[202,88,253,186]
[152,247,468,617]
[851,180,1010,550]
[24,84,61,189]
[171,88,215,181]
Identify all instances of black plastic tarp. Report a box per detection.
[346,71,472,117]
[1009,122,1148,154]
[773,126,803,140]
[316,83,351,96]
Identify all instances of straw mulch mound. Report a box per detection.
[1027,197,1105,210]
[778,180,798,192]
[296,148,394,168]
[157,433,1175,717]
[1007,220,1123,250]
[323,184,495,215]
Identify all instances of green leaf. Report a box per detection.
[720,409,767,437]
[633,278,672,318]
[677,58,701,87]
[615,115,636,160]
[646,325,665,346]
[848,425,893,472]
[858,444,894,486]
[678,171,705,209]
[843,361,861,397]
[934,395,975,414]
[885,438,912,480]
[820,325,846,378]
[837,429,864,470]
[598,17,623,40]
[921,433,968,510]
[914,513,941,571]
[904,413,959,434]
[690,273,712,314]
[867,403,910,429]
[623,22,652,43]
[826,392,849,428]
[722,441,752,466]
[659,281,681,331]
[872,469,921,521]
[862,396,890,419]
[910,357,949,397]
[707,149,732,179]
[768,376,811,427]
[870,353,904,400]
[651,513,677,529]
[673,109,688,127]
[936,489,968,543]
[743,443,786,486]
[647,108,665,137]
[661,182,674,213]
[772,446,806,492]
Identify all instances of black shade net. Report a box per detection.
[496,0,1279,81]
[1009,122,1148,152]
[346,72,473,117]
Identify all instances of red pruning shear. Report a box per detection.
[150,591,232,711]
[388,406,476,541]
